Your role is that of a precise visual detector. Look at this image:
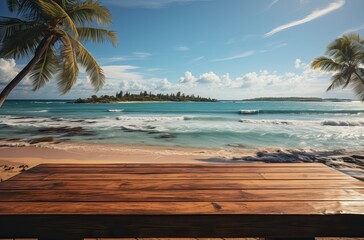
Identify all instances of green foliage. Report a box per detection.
[75,92,218,103]
[311,33,364,100]
[0,0,117,95]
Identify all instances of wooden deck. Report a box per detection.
[0,163,364,240]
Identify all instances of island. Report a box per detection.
[75,91,218,103]
[242,97,353,102]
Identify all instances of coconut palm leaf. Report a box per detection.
[351,76,364,100]
[36,0,79,38]
[327,73,346,91]
[77,27,117,47]
[57,32,79,93]
[0,17,38,41]
[0,0,117,107]
[0,25,46,58]
[29,46,59,90]
[67,1,112,26]
[311,32,364,100]
[311,56,341,72]
[5,0,21,13]
[73,39,105,91]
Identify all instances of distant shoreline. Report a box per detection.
[242,97,354,102]
[6,97,357,103]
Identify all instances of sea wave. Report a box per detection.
[28,110,49,113]
[321,120,364,126]
[183,116,234,121]
[116,116,185,122]
[239,119,293,125]
[107,109,124,112]
[32,101,67,104]
[239,109,364,115]
[240,109,259,114]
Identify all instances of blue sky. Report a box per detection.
[1,0,364,99]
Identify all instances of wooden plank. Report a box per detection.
[1,215,363,238]
[36,163,326,168]
[1,189,364,202]
[1,201,364,215]
[1,179,364,190]
[27,167,338,174]
[7,172,350,181]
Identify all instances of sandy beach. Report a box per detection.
[1,141,363,182]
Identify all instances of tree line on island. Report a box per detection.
[75,91,218,103]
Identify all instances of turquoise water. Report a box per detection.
[0,100,364,150]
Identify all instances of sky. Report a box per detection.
[1,0,364,100]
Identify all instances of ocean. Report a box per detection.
[0,100,363,150]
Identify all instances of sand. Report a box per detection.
[1,141,363,181]
[0,141,256,180]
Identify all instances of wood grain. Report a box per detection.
[1,189,364,202]
[0,163,363,239]
[1,179,363,190]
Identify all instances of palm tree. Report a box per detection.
[0,0,117,107]
[311,33,364,100]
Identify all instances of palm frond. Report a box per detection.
[9,0,45,21]
[310,56,342,71]
[326,73,346,91]
[0,17,38,42]
[69,36,105,91]
[57,32,79,93]
[0,25,46,58]
[77,27,117,47]
[5,0,21,12]
[67,1,112,26]
[350,76,364,100]
[29,46,59,90]
[37,0,78,38]
[326,38,351,63]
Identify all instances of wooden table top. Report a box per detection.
[1,163,364,239]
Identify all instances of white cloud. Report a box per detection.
[0,58,18,86]
[0,58,32,88]
[174,61,351,99]
[197,72,220,83]
[99,52,152,64]
[2,58,355,100]
[266,0,279,10]
[132,52,152,59]
[211,51,255,62]
[176,45,190,51]
[102,0,201,9]
[189,56,204,64]
[265,0,345,37]
[179,71,196,84]
[295,58,302,69]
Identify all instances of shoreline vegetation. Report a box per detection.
[5,96,355,103]
[75,91,218,103]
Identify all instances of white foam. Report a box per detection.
[116,116,185,122]
[240,109,259,114]
[321,120,364,126]
[29,110,48,113]
[239,119,293,125]
[107,109,124,112]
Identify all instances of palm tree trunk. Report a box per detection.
[0,35,54,108]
